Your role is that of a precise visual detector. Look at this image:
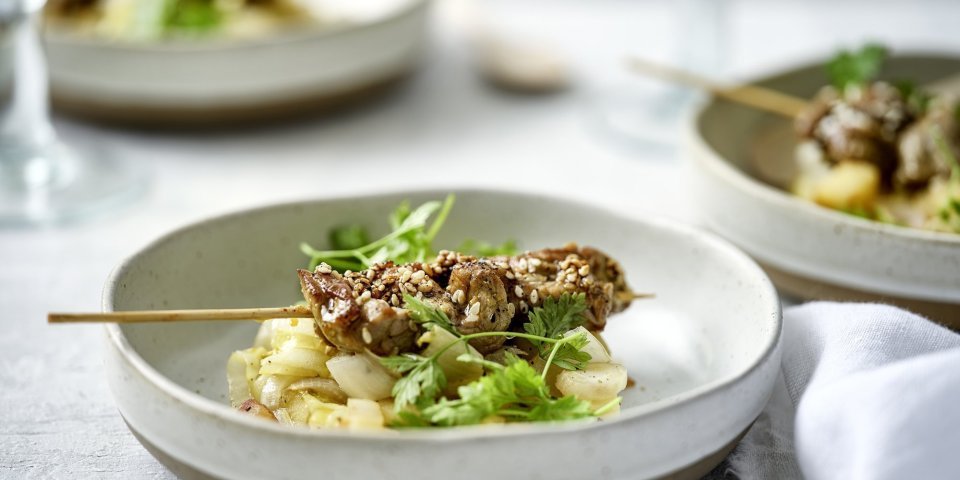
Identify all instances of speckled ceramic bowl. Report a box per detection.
[687,55,960,325]
[103,188,781,480]
[43,0,428,126]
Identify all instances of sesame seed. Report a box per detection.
[405,284,417,294]
[391,294,398,305]
[411,270,425,283]
[566,273,577,283]
[518,258,528,270]
[317,265,332,274]
[530,258,542,267]
[505,271,515,280]
[469,302,480,316]
[519,301,528,313]
[362,328,373,344]
[418,283,432,292]
[579,265,590,276]
[366,270,375,279]
[400,270,412,283]
[464,314,479,325]
[453,289,465,304]
[530,290,539,305]
[515,285,524,297]
[416,292,424,300]
[507,303,516,317]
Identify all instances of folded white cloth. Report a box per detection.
[725,302,960,480]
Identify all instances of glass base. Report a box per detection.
[0,139,148,226]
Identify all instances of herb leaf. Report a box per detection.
[301,194,455,271]
[402,293,456,335]
[523,293,591,370]
[381,353,447,411]
[328,225,370,251]
[415,354,595,427]
[827,43,888,90]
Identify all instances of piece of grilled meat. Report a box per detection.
[795,82,917,182]
[298,243,634,356]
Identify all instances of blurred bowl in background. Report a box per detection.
[687,54,960,325]
[42,0,429,127]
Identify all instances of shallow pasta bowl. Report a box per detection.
[103,188,781,480]
[42,0,428,126]
[687,55,960,325]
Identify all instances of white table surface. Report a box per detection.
[3,1,960,478]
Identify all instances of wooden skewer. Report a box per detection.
[617,291,656,302]
[626,56,809,118]
[49,292,655,324]
[48,305,313,324]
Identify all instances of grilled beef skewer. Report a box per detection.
[298,243,634,356]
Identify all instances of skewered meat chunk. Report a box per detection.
[796,82,916,180]
[896,97,960,187]
[298,268,418,356]
[299,244,635,356]
[447,261,513,352]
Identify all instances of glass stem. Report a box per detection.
[3,11,54,147]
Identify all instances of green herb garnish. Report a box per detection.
[402,293,457,335]
[301,195,455,271]
[523,293,592,370]
[165,0,222,31]
[328,225,370,251]
[416,353,598,427]
[302,195,522,272]
[827,43,888,90]
[381,293,604,425]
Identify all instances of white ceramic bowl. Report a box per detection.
[43,0,428,126]
[688,55,960,325]
[104,189,781,480]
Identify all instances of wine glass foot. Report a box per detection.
[0,140,148,226]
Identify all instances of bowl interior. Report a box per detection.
[107,190,779,419]
[699,55,960,192]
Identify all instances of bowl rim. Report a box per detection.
[102,187,782,442]
[688,52,960,247]
[43,0,428,53]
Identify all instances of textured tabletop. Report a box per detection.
[3,1,959,478]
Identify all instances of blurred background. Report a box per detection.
[1,0,959,476]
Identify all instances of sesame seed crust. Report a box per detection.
[302,244,634,355]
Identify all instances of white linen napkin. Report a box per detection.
[722,302,960,480]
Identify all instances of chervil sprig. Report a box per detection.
[523,293,592,371]
[415,353,597,427]
[301,195,455,271]
[827,43,888,90]
[380,294,595,413]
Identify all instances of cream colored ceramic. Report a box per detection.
[43,0,428,125]
[103,188,781,480]
[688,55,960,325]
